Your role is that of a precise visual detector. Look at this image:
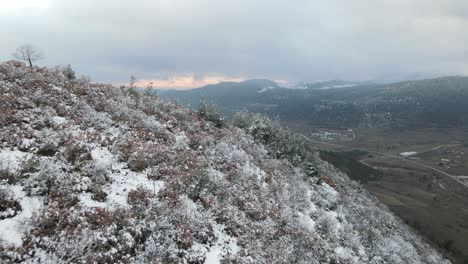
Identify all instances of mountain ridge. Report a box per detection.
[160,76,468,129]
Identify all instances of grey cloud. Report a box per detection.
[1,0,468,86]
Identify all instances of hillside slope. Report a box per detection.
[0,61,448,263]
[160,79,280,117]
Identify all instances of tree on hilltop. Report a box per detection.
[12,45,43,68]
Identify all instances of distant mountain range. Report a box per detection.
[160,76,468,129]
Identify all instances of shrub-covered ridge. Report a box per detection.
[0,61,448,263]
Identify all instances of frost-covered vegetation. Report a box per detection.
[0,61,449,263]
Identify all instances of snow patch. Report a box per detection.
[334,246,359,263]
[50,85,62,91]
[173,132,189,150]
[51,116,67,126]
[91,147,115,171]
[0,149,31,174]
[241,160,266,182]
[80,158,164,208]
[0,185,42,246]
[318,84,356,90]
[297,212,316,233]
[257,86,276,93]
[399,152,418,158]
[204,223,240,264]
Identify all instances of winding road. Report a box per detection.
[296,133,468,189]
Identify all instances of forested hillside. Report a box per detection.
[162,77,468,129]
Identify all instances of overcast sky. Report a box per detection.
[1,0,468,89]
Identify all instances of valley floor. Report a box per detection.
[292,124,468,263]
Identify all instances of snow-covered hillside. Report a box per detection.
[0,61,448,263]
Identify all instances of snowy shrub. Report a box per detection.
[61,64,76,80]
[36,141,58,157]
[0,167,17,184]
[22,158,73,196]
[146,164,177,181]
[318,175,337,188]
[91,188,108,202]
[118,141,170,172]
[0,189,22,220]
[304,161,320,177]
[63,138,92,163]
[139,95,161,116]
[233,111,320,175]
[29,205,81,238]
[25,170,56,196]
[47,189,79,209]
[18,156,40,176]
[87,208,132,229]
[127,152,150,172]
[197,100,225,128]
[176,224,193,250]
[185,170,218,203]
[79,103,113,130]
[127,187,151,207]
[188,137,201,150]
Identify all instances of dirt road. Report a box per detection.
[296,133,468,189]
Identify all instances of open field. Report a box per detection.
[291,123,468,263]
[364,156,468,264]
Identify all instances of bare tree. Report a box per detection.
[12,45,43,68]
